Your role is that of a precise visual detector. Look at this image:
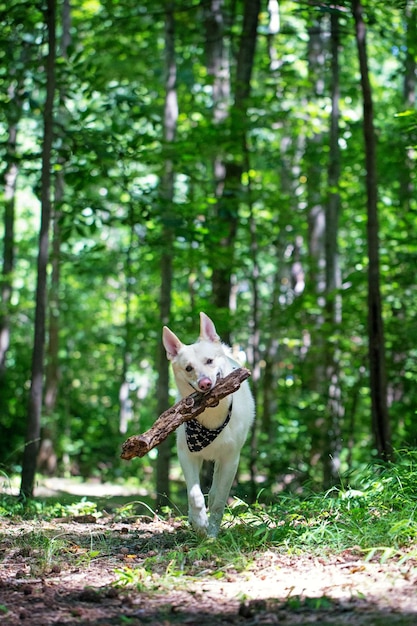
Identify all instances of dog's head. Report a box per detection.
[162,312,227,397]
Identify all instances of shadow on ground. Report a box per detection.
[1,481,417,626]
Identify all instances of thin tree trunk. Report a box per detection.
[44,0,71,418]
[404,0,416,110]
[207,0,261,337]
[400,0,416,211]
[156,0,177,507]
[306,18,326,295]
[119,202,134,435]
[325,12,341,304]
[0,60,25,385]
[20,0,56,499]
[352,0,392,462]
[44,191,60,416]
[323,11,343,488]
[386,1,416,437]
[247,176,261,500]
[204,0,231,339]
[304,17,327,481]
[0,126,18,377]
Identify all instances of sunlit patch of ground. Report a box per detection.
[1,477,417,625]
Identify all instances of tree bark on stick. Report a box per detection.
[121,367,251,460]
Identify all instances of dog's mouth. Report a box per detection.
[188,370,222,394]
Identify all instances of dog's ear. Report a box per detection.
[162,326,183,360]
[199,312,220,343]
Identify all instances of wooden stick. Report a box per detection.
[120,367,251,460]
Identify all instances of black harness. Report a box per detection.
[185,400,233,452]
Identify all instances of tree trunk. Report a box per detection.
[306,18,326,296]
[119,204,135,435]
[0,59,25,390]
[20,0,56,499]
[156,0,178,507]
[0,121,18,377]
[304,17,327,482]
[206,0,261,338]
[400,0,416,211]
[203,0,231,339]
[384,1,416,440]
[325,12,341,304]
[404,0,416,110]
[323,11,343,488]
[44,0,71,418]
[352,0,392,462]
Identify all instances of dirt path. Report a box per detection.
[1,512,417,626]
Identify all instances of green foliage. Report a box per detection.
[0,0,416,496]
[234,451,417,554]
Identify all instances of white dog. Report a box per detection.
[162,312,255,537]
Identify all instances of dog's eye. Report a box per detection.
[185,365,193,372]
[206,358,213,365]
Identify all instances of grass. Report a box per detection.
[223,452,417,563]
[227,455,417,556]
[1,451,417,586]
[109,450,417,590]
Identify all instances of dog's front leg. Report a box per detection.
[207,454,240,538]
[178,449,208,534]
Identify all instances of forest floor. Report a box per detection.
[1,479,417,625]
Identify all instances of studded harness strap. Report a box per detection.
[185,400,233,452]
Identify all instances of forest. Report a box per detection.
[1,0,416,506]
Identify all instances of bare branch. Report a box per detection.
[120,367,251,460]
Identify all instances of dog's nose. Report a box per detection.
[198,377,213,391]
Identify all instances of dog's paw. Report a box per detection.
[190,511,209,535]
[207,522,220,538]
[193,525,209,538]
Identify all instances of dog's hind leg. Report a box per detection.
[178,450,208,534]
[207,454,240,538]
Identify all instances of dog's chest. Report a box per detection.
[185,400,233,452]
